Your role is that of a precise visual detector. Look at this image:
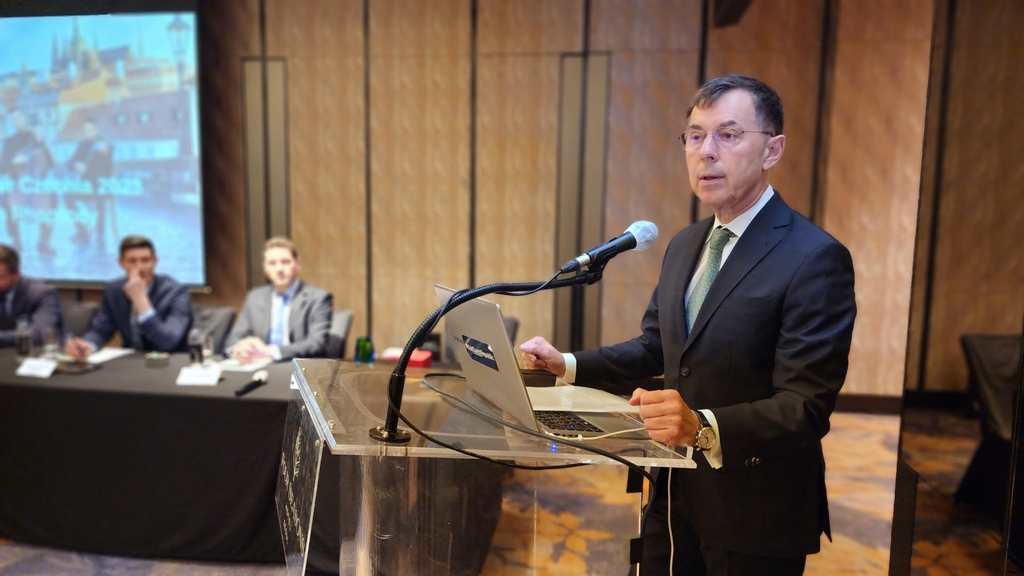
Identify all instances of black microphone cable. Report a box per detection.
[386,371,660,486]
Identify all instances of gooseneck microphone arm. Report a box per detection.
[368,270,603,444]
[369,220,659,443]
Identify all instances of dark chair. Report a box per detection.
[443,315,519,365]
[324,310,354,359]
[192,305,236,355]
[955,334,1023,522]
[63,301,99,337]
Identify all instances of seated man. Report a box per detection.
[225,237,332,362]
[0,244,62,346]
[65,236,192,359]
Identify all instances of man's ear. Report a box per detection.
[763,134,786,171]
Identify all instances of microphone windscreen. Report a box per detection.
[627,221,659,250]
[253,369,269,382]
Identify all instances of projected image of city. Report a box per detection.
[0,12,205,285]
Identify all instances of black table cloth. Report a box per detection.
[0,351,296,562]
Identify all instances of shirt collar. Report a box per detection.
[276,279,300,302]
[711,184,775,239]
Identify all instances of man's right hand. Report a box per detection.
[519,336,566,379]
[230,337,267,365]
[64,337,94,361]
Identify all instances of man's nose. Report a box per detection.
[699,136,719,159]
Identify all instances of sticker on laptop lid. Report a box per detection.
[461,336,499,371]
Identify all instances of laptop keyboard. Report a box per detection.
[534,411,603,433]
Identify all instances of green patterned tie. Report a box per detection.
[686,226,735,332]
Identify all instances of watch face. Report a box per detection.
[696,427,717,450]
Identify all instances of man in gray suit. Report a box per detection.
[225,237,332,362]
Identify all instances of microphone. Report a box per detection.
[560,221,659,273]
[234,369,269,397]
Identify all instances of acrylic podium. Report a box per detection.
[276,358,693,576]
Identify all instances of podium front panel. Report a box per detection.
[276,400,325,576]
[283,359,692,575]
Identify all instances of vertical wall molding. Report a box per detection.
[553,55,584,353]
[362,0,373,337]
[578,53,611,352]
[241,58,287,289]
[809,0,837,225]
[915,0,956,391]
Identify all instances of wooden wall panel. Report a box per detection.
[821,0,934,397]
[475,1,582,351]
[922,0,1024,391]
[477,0,582,54]
[193,0,261,309]
[265,0,368,357]
[591,0,703,347]
[369,0,471,351]
[704,0,825,219]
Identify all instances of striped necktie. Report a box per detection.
[686,226,735,332]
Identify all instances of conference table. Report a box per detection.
[0,349,297,563]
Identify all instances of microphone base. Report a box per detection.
[369,426,412,444]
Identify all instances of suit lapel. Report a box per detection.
[671,219,714,345]
[683,194,792,352]
[288,282,307,334]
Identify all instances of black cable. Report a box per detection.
[414,372,663,547]
[383,373,590,471]
[493,269,565,297]
[416,373,659,486]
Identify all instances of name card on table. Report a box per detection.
[16,358,58,379]
[175,366,222,386]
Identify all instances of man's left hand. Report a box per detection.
[629,388,701,446]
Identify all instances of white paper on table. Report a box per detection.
[87,347,135,364]
[527,385,639,414]
[213,358,273,372]
[175,366,222,386]
[15,358,58,378]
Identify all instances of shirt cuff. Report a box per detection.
[700,409,723,469]
[561,353,577,384]
[137,309,157,324]
[270,345,282,361]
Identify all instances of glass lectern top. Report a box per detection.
[292,358,693,468]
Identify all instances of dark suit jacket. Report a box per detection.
[575,193,856,558]
[83,274,193,353]
[224,281,333,360]
[0,276,63,346]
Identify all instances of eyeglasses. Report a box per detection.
[679,127,773,151]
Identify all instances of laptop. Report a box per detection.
[435,285,646,439]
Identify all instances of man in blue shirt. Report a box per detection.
[65,235,192,358]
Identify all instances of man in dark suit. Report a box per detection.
[0,244,63,346]
[225,237,332,362]
[65,236,193,358]
[521,75,856,575]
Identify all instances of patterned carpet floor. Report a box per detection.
[0,410,988,576]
